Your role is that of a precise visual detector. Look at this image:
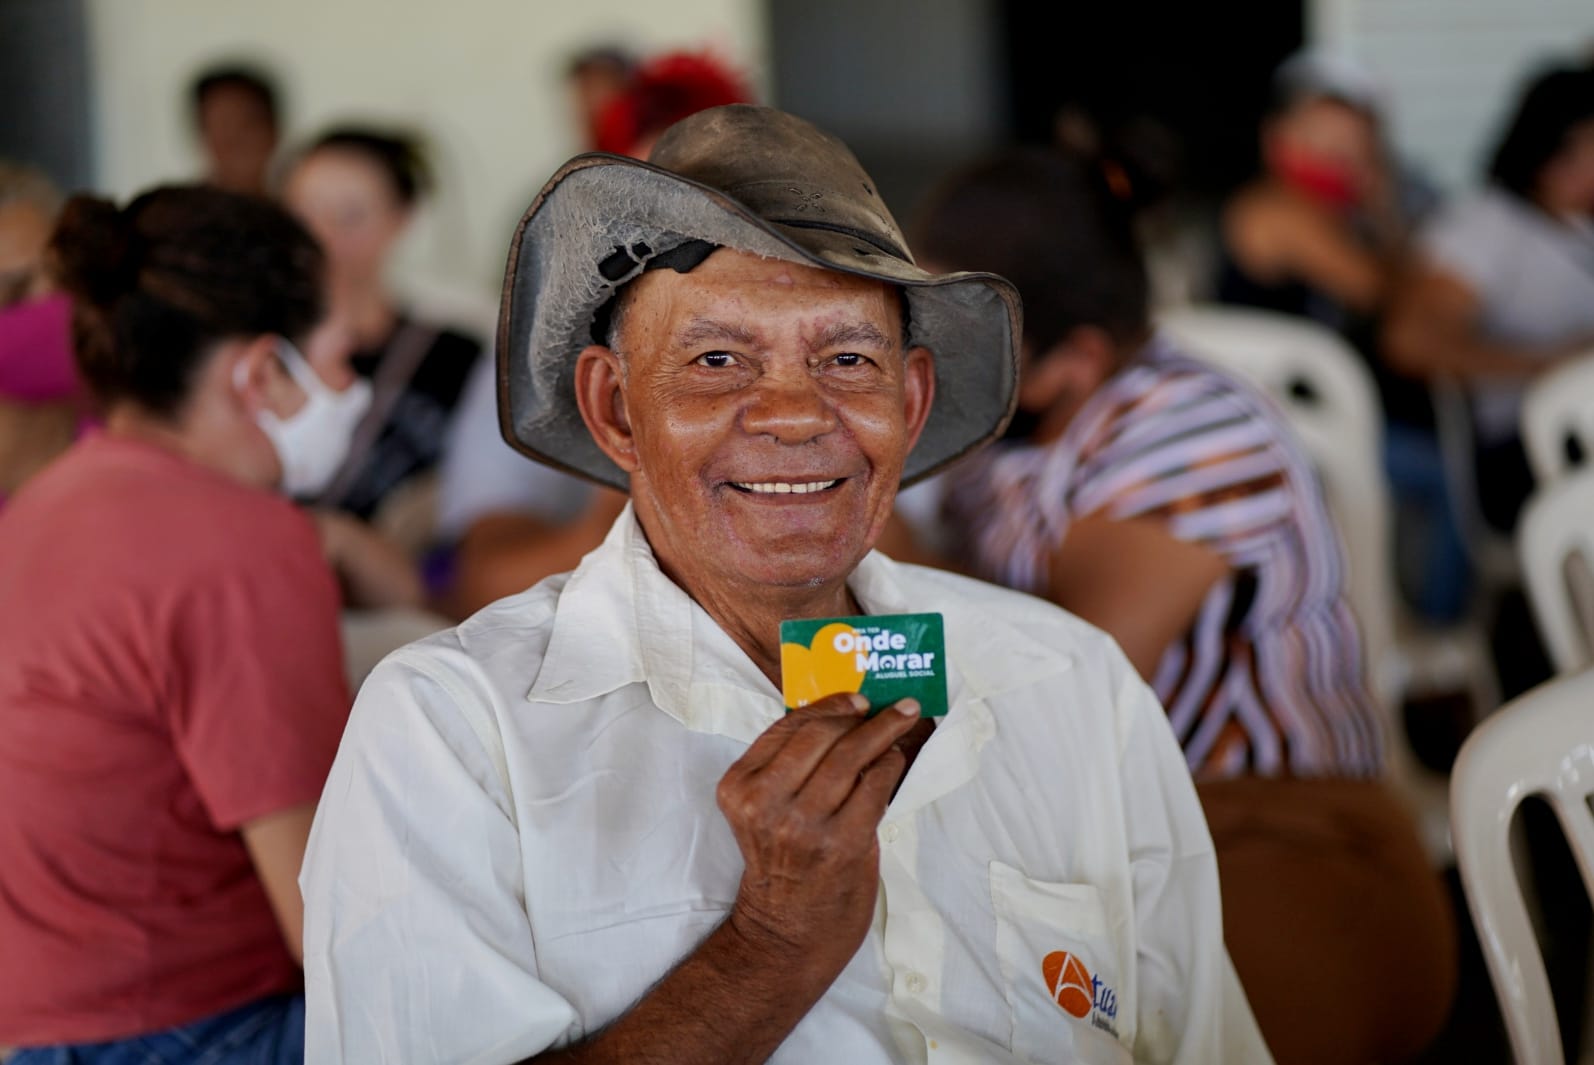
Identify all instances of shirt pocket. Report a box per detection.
[989,860,1131,1065]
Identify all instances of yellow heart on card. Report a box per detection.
[780,622,867,709]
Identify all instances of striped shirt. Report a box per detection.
[944,337,1382,780]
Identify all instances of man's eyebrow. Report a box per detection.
[677,317,759,348]
[808,321,896,352]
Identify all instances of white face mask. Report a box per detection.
[243,338,373,498]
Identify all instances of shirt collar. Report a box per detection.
[527,507,777,740]
[528,505,1072,749]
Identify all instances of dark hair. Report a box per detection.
[914,148,1149,351]
[49,185,324,417]
[1488,66,1594,199]
[304,128,430,206]
[190,64,279,128]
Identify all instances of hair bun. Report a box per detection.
[49,194,142,308]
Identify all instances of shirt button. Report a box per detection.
[905,971,927,995]
[881,822,901,844]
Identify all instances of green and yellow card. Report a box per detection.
[779,612,948,717]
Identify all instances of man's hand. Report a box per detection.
[717,692,922,983]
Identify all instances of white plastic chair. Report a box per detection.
[1158,305,1479,860]
[1523,352,1594,487]
[1451,668,1594,1065]
[1518,471,1594,676]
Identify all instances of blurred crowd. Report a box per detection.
[1,30,1593,1065]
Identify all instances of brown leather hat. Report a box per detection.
[496,104,1021,489]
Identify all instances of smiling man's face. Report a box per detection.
[578,248,934,599]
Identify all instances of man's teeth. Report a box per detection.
[732,479,840,495]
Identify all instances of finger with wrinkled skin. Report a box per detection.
[724,691,869,779]
[782,703,920,815]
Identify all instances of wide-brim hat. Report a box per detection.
[496,104,1021,490]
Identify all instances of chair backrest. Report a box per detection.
[1523,352,1594,486]
[1518,470,1594,674]
[1451,669,1594,1065]
[1157,305,1398,705]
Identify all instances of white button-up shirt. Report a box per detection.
[301,510,1270,1064]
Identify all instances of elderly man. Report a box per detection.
[300,106,1271,1064]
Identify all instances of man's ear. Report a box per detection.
[574,344,638,473]
[899,345,936,455]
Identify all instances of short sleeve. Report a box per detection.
[435,354,593,540]
[1110,659,1273,1063]
[300,647,577,1063]
[167,512,350,830]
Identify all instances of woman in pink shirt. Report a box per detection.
[0,186,368,1062]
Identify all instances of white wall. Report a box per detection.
[1311,0,1594,191]
[85,0,766,324]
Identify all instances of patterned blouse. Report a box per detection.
[944,337,1383,780]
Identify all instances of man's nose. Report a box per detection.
[739,371,839,445]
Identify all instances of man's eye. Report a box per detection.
[832,352,872,368]
[695,352,736,368]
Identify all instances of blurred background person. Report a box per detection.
[1385,64,1594,540]
[281,126,481,603]
[0,185,354,1063]
[1217,51,1471,623]
[1219,51,1407,326]
[565,43,635,150]
[434,47,754,617]
[1384,76,1594,1020]
[592,48,754,159]
[0,161,83,505]
[191,63,281,198]
[917,148,1456,1065]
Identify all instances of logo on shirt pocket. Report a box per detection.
[990,860,1131,1063]
[1042,949,1118,1035]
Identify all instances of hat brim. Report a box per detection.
[497,153,1021,490]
